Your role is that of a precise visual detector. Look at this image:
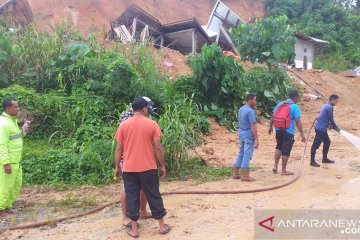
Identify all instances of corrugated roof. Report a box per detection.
[115,4,163,34]
[206,0,245,34]
[162,18,211,42]
[295,32,329,45]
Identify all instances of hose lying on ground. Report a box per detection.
[2,120,316,231]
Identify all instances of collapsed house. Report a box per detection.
[108,1,241,54]
[0,0,33,27]
[109,1,329,70]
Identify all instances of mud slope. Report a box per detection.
[27,0,264,35]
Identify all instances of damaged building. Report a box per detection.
[108,1,241,55]
[0,0,33,27]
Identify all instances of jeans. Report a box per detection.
[311,129,331,160]
[234,137,255,170]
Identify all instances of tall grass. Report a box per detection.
[159,97,209,172]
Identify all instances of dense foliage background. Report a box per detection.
[264,0,360,72]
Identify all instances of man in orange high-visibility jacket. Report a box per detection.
[0,98,30,218]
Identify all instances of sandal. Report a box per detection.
[272,169,278,174]
[159,224,171,235]
[127,229,139,238]
[123,222,139,228]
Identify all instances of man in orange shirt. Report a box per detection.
[114,97,170,238]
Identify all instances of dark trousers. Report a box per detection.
[311,130,331,160]
[123,170,167,221]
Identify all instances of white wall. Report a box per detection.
[294,38,315,69]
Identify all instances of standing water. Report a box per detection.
[340,130,360,150]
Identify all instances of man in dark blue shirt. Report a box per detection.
[310,94,341,167]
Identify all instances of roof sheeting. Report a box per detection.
[295,32,329,45]
[0,0,15,14]
[0,0,33,26]
[162,18,211,54]
[163,18,211,42]
[114,4,163,35]
[206,0,245,34]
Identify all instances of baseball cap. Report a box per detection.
[131,96,155,115]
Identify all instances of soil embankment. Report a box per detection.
[27,0,264,36]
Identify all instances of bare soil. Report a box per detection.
[27,0,265,37]
[1,70,360,239]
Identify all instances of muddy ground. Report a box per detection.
[1,70,360,240]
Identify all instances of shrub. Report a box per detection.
[173,75,205,104]
[159,98,210,172]
[191,44,245,108]
[22,139,115,186]
[22,143,81,185]
[244,67,296,117]
[231,15,296,68]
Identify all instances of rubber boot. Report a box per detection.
[241,169,255,182]
[232,167,241,179]
[322,158,335,163]
[310,155,320,167]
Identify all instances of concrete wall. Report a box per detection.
[294,38,315,70]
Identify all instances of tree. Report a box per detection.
[264,0,360,71]
[230,15,296,68]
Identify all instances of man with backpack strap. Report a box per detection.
[310,94,341,167]
[268,90,306,175]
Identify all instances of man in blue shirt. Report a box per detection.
[268,90,306,175]
[233,94,259,182]
[310,94,340,167]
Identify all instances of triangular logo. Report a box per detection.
[258,216,275,232]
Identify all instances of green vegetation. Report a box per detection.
[175,44,297,129]
[0,24,210,186]
[264,0,360,72]
[46,194,98,212]
[0,20,296,187]
[231,15,296,68]
[228,16,298,119]
[191,44,246,129]
[244,67,295,118]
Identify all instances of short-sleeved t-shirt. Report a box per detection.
[114,115,163,172]
[273,99,301,135]
[238,105,256,140]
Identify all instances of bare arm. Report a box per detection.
[251,123,259,149]
[114,142,123,178]
[153,137,165,167]
[153,136,166,179]
[268,117,274,135]
[296,119,306,142]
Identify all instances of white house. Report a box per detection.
[294,32,329,70]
